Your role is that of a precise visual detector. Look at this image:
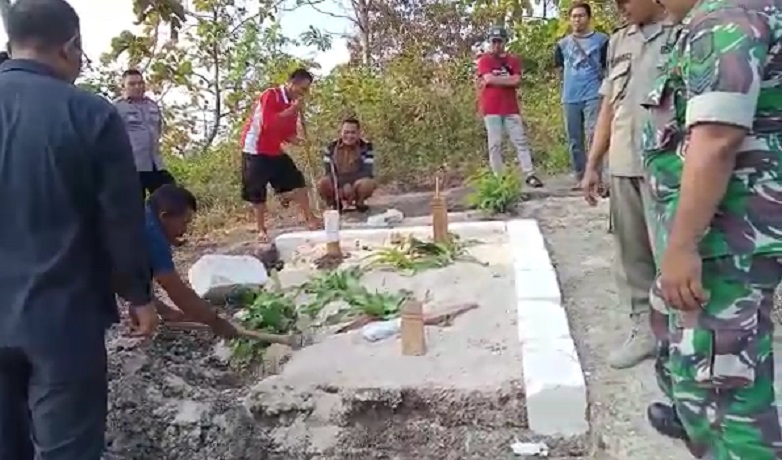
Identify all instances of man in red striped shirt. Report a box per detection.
[240,68,320,242]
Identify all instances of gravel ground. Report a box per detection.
[104,327,275,460]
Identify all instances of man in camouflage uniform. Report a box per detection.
[581,0,677,370]
[642,0,782,457]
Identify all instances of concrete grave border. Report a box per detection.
[274,219,588,437]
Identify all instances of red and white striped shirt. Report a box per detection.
[240,85,298,156]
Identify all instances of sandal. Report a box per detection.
[355,204,370,213]
[525,175,544,188]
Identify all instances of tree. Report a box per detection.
[84,0,324,155]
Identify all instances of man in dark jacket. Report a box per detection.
[0,1,157,459]
[317,117,377,212]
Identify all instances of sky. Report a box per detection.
[0,0,352,73]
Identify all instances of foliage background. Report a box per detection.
[9,0,618,232]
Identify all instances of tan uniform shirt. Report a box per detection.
[599,19,679,177]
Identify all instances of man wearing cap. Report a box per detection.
[581,0,678,371]
[641,0,782,456]
[476,26,543,188]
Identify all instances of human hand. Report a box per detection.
[291,97,306,111]
[154,300,186,323]
[580,167,601,206]
[128,303,159,338]
[659,243,708,311]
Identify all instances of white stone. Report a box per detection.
[384,208,404,224]
[521,337,588,436]
[188,254,268,301]
[517,300,571,342]
[513,267,561,303]
[172,400,210,425]
[366,214,390,228]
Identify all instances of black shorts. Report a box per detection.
[241,152,306,204]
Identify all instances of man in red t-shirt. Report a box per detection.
[476,26,543,188]
[240,68,321,242]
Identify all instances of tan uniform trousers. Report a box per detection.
[609,175,656,319]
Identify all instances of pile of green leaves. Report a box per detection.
[298,267,410,321]
[367,234,475,274]
[466,168,523,215]
[229,267,413,366]
[229,289,298,368]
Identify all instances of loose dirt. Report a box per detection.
[106,177,781,459]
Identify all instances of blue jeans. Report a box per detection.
[563,99,601,179]
[0,347,107,460]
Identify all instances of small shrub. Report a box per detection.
[466,168,523,214]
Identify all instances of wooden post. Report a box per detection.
[324,209,342,257]
[431,177,449,244]
[400,300,426,356]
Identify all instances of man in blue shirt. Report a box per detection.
[554,2,609,188]
[0,0,157,458]
[144,184,240,338]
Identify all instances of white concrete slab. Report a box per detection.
[517,300,571,342]
[507,219,588,437]
[521,337,589,436]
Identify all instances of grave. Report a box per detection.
[238,219,589,458]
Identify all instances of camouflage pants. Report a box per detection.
[652,255,782,459]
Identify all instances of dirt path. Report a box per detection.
[517,196,692,460]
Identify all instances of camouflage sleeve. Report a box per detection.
[683,8,770,130]
[598,33,618,98]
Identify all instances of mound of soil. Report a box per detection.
[103,327,274,460]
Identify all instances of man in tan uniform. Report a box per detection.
[581,0,679,369]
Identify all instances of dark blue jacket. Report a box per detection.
[0,60,152,375]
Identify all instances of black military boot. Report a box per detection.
[647,403,708,458]
[647,402,687,440]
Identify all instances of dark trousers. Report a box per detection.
[0,347,107,460]
[139,169,175,203]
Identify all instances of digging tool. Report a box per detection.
[165,321,305,349]
[297,107,325,213]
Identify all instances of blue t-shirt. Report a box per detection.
[145,206,176,275]
[555,32,609,104]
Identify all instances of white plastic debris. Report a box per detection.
[510,440,549,457]
[384,208,404,224]
[188,254,269,302]
[366,208,405,228]
[361,318,401,342]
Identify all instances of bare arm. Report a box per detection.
[667,10,766,252]
[483,74,520,87]
[585,97,613,171]
[155,272,220,325]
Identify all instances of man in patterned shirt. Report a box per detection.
[642,0,782,457]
